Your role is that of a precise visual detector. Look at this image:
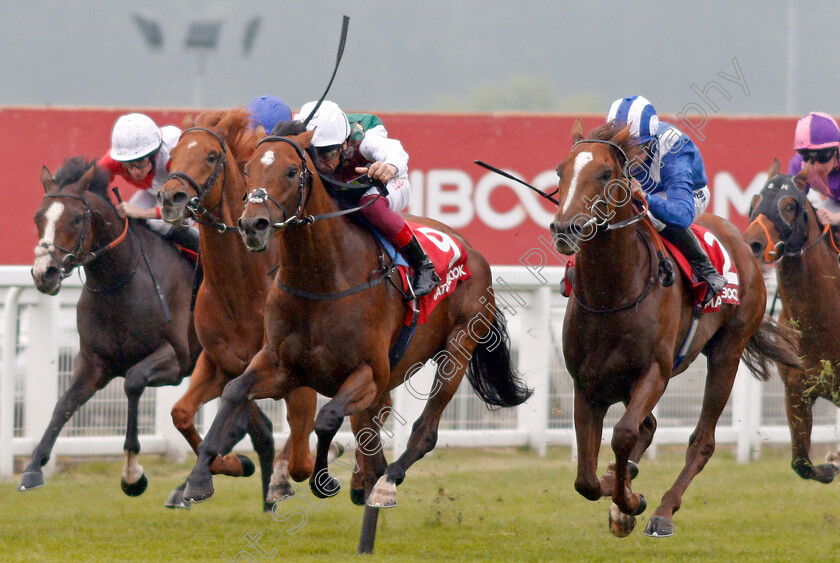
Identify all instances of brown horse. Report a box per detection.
[157,109,331,511]
[181,121,531,553]
[23,157,201,496]
[744,159,840,483]
[549,121,801,538]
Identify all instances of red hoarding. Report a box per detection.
[1,107,796,266]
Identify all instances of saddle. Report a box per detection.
[561,223,740,313]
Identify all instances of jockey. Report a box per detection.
[787,111,840,225]
[607,95,726,304]
[97,113,199,253]
[247,94,292,134]
[296,100,441,297]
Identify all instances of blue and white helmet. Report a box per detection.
[607,96,659,143]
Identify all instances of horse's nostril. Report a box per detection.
[43,266,59,282]
[749,240,765,256]
[172,191,189,206]
[254,218,270,232]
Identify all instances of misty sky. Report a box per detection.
[0,0,834,118]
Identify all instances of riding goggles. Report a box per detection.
[797,148,837,164]
[121,155,153,170]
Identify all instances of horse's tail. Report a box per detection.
[466,307,533,408]
[741,315,802,381]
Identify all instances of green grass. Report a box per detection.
[2,445,840,561]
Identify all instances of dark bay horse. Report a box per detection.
[182,123,531,553]
[23,157,201,496]
[157,109,332,511]
[549,121,801,538]
[744,159,840,483]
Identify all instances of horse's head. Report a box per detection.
[549,119,643,255]
[159,109,255,225]
[32,158,110,294]
[238,122,316,252]
[744,159,812,263]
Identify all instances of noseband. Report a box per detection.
[748,177,818,259]
[165,126,233,232]
[39,192,129,278]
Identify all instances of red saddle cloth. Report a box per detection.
[660,224,739,312]
[561,224,739,313]
[397,222,471,325]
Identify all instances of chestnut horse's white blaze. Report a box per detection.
[32,201,64,277]
[260,149,275,167]
[562,151,593,214]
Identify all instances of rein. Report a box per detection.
[165,126,236,233]
[40,192,130,278]
[247,136,383,230]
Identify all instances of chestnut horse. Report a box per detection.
[744,160,840,483]
[23,157,201,496]
[550,121,801,538]
[157,109,331,511]
[182,122,531,553]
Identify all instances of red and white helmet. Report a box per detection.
[109,113,162,161]
[793,112,840,150]
[297,100,350,148]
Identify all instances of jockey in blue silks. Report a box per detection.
[607,95,726,304]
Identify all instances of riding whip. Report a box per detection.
[112,188,172,323]
[473,160,559,205]
[302,15,350,126]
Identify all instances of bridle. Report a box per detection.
[38,192,130,279]
[244,135,382,231]
[165,126,234,233]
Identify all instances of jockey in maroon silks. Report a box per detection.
[297,100,441,297]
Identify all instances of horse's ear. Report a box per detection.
[794,164,810,190]
[767,158,780,178]
[78,165,97,191]
[296,129,316,149]
[40,166,56,193]
[571,119,584,143]
[182,113,195,129]
[613,124,632,146]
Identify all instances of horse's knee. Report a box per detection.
[123,375,147,398]
[574,477,601,501]
[611,424,639,456]
[220,374,255,404]
[171,404,193,432]
[314,403,344,437]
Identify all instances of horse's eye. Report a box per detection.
[287,166,299,179]
[243,166,250,177]
[72,215,84,226]
[207,152,218,164]
[599,170,612,182]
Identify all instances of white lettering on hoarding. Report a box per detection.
[712,171,767,221]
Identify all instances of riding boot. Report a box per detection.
[401,236,442,298]
[164,226,200,254]
[661,225,727,304]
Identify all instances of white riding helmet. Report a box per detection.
[297,100,350,147]
[110,113,162,161]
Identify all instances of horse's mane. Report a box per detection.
[271,120,307,137]
[194,108,262,168]
[587,121,644,163]
[54,156,112,203]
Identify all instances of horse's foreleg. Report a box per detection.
[171,352,227,453]
[645,351,737,538]
[310,364,379,499]
[246,402,275,512]
[572,382,608,501]
[121,342,182,497]
[184,347,289,504]
[18,355,110,491]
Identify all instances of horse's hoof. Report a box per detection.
[310,473,341,499]
[163,486,191,510]
[17,471,45,491]
[628,460,640,480]
[183,476,215,504]
[263,501,274,513]
[813,463,840,484]
[633,494,647,515]
[609,502,636,537]
[121,473,148,497]
[350,488,366,506]
[644,515,674,538]
[266,482,294,503]
[366,475,397,508]
[238,455,256,478]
